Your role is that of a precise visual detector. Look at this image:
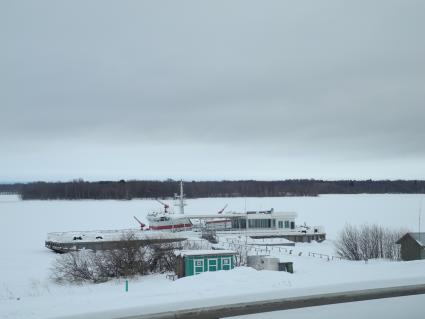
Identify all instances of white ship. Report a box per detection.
[137,181,326,242]
[145,181,192,231]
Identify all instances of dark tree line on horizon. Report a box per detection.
[1,179,425,200]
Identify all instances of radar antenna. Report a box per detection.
[156,199,170,213]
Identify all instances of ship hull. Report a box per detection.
[147,215,193,231]
[149,223,193,230]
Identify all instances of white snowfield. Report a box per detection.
[1,194,425,319]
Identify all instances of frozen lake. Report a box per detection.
[1,193,423,240]
[1,194,423,289]
[1,194,424,318]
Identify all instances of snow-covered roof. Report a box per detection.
[175,249,236,257]
[397,232,425,246]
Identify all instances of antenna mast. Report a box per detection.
[419,197,423,235]
[174,180,186,214]
[418,197,423,258]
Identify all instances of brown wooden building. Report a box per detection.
[396,232,425,261]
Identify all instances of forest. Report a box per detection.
[1,179,425,200]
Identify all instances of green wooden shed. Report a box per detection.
[175,250,236,278]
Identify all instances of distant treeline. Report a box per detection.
[0,183,24,194]
[1,179,425,200]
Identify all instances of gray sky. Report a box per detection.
[1,0,425,182]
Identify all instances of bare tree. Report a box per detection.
[51,232,178,283]
[51,250,107,284]
[335,224,362,260]
[382,228,406,260]
[148,243,177,273]
[335,224,405,261]
[102,232,149,277]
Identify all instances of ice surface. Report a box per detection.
[1,194,424,318]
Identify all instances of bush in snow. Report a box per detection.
[51,232,177,283]
[148,243,177,273]
[181,239,212,250]
[335,224,406,261]
[52,250,109,283]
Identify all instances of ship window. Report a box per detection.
[284,221,290,228]
[248,219,273,228]
[278,221,283,228]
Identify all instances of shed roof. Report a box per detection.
[175,249,236,257]
[396,232,425,246]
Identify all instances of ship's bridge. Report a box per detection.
[185,209,298,231]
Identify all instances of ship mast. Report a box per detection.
[174,180,186,214]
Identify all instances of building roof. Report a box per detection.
[175,249,236,257]
[396,232,425,246]
[184,211,297,219]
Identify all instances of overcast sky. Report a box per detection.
[1,0,425,182]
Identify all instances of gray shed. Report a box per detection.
[396,232,425,261]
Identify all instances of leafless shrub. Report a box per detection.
[51,250,107,283]
[335,224,406,261]
[335,224,361,260]
[51,232,178,283]
[181,239,212,250]
[382,228,405,260]
[102,232,149,277]
[230,241,248,266]
[148,243,177,273]
[233,247,246,266]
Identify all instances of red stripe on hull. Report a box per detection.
[149,223,192,230]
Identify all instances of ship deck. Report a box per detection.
[45,229,188,253]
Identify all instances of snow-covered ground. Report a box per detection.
[1,194,424,318]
